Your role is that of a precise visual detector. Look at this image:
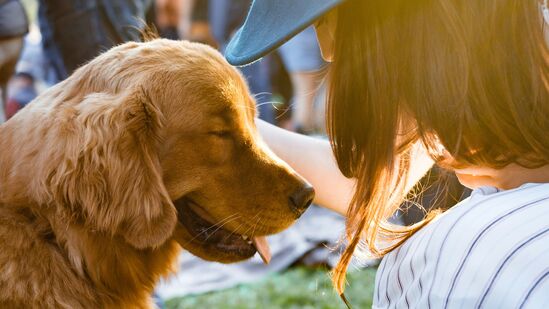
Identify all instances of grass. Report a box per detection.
[166,266,377,309]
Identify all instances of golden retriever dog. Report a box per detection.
[0,39,314,308]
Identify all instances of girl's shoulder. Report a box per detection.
[374,183,549,309]
[422,182,549,236]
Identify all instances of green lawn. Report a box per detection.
[166,266,377,309]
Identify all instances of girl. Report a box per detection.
[226,0,549,307]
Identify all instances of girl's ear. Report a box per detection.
[314,8,338,62]
[47,88,177,249]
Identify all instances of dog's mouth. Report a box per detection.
[173,197,271,264]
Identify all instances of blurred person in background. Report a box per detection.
[37,0,154,80]
[154,0,217,46]
[5,72,36,119]
[155,0,329,128]
[209,0,275,123]
[188,0,217,46]
[5,24,58,119]
[155,0,183,40]
[278,26,326,134]
[0,0,28,122]
[15,24,58,88]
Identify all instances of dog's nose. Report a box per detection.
[289,184,315,216]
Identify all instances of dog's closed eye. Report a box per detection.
[209,130,232,139]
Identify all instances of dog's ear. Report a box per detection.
[46,88,176,249]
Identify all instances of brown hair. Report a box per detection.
[327,0,549,297]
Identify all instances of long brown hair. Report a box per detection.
[327,0,549,297]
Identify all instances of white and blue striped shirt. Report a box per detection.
[374,183,549,309]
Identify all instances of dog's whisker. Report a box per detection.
[233,101,286,111]
[203,218,241,241]
[196,213,239,234]
[247,212,262,234]
[185,220,240,245]
[274,102,300,119]
[221,223,247,243]
[199,214,240,236]
[221,212,261,242]
[242,212,262,234]
[252,91,273,98]
[209,213,241,229]
[255,101,283,108]
[226,212,261,243]
[251,216,262,239]
[199,212,250,242]
[183,214,241,245]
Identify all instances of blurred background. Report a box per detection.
[1,0,378,308]
[3,0,329,135]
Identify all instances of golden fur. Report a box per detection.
[0,39,312,308]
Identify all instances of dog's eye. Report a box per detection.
[210,131,232,138]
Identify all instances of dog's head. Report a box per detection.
[20,39,313,263]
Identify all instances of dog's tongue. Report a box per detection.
[252,236,271,264]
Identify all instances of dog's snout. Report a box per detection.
[289,184,315,216]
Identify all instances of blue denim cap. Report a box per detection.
[225,0,343,66]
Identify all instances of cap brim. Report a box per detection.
[225,0,343,66]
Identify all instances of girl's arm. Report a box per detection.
[256,119,434,216]
[257,119,354,215]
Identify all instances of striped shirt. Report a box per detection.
[373,183,549,309]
